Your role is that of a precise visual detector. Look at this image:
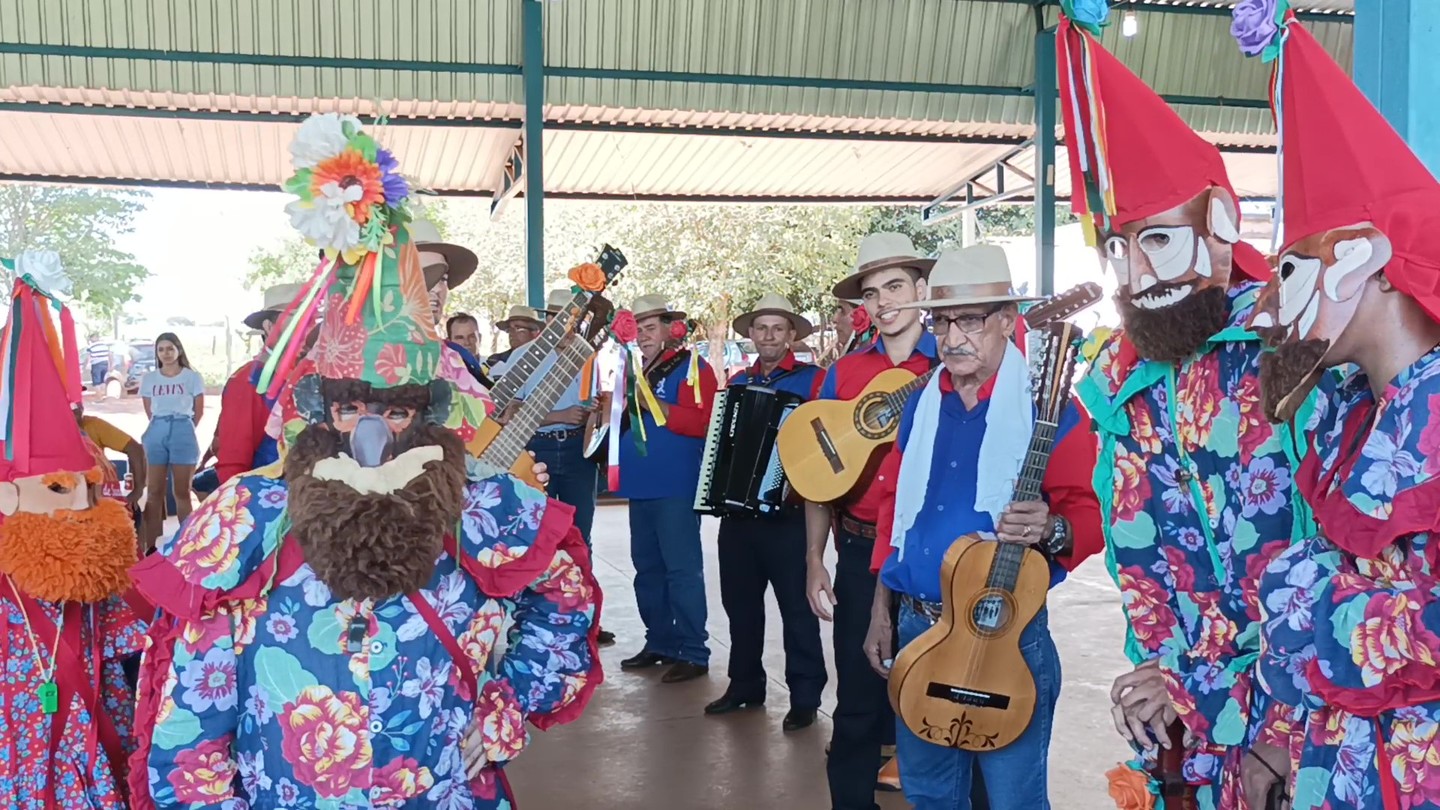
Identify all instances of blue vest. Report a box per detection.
[616,357,711,501]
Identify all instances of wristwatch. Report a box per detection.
[1042,516,1071,558]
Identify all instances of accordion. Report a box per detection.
[695,383,803,517]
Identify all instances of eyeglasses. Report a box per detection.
[931,306,1004,336]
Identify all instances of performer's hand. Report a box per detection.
[1242,741,1290,809]
[996,500,1050,546]
[526,451,550,486]
[863,610,894,678]
[462,719,490,779]
[494,402,521,425]
[1110,659,1177,753]
[551,405,589,426]
[806,561,837,622]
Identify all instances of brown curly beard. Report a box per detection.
[1119,285,1230,365]
[1259,339,1330,424]
[284,421,467,601]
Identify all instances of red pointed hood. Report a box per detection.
[0,280,94,481]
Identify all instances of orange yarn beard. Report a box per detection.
[0,498,137,603]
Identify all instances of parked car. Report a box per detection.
[694,339,757,381]
[122,341,157,395]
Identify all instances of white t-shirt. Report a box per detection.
[141,368,205,417]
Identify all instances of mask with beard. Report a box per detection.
[0,497,137,602]
[1118,284,1230,365]
[284,417,467,602]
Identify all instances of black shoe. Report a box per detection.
[704,694,765,715]
[596,628,616,647]
[661,661,710,683]
[620,651,672,670]
[783,708,817,732]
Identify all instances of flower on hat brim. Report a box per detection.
[1232,0,1291,62]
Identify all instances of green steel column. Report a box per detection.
[522,0,545,309]
[1033,28,1058,297]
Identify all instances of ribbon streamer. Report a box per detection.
[687,349,701,405]
[258,255,335,396]
[606,347,626,491]
[629,344,665,428]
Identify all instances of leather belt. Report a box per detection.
[530,426,586,442]
[900,594,943,623]
[838,514,876,540]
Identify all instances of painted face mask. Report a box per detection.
[1250,223,1392,421]
[1104,187,1245,363]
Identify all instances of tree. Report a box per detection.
[0,184,151,325]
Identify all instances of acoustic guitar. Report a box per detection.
[466,245,625,487]
[776,282,1101,504]
[888,319,1084,752]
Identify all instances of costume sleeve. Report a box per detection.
[1041,403,1104,571]
[870,445,903,574]
[215,373,263,484]
[663,359,719,438]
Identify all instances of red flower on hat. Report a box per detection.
[611,310,638,343]
[850,306,872,333]
[669,320,688,340]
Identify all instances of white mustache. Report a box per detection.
[941,347,977,358]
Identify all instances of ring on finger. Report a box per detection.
[1022,524,1032,538]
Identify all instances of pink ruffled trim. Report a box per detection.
[458,497,577,600]
[1305,657,1440,718]
[126,611,180,810]
[1299,448,1440,560]
[528,522,605,732]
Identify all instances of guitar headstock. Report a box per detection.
[1028,320,1087,423]
[1020,282,1102,329]
[595,244,628,289]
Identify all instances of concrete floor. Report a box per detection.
[507,504,1135,810]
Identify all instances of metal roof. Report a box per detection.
[0,0,1351,200]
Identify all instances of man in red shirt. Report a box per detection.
[213,283,300,484]
[806,233,936,810]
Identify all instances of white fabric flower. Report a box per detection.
[284,182,362,253]
[15,250,70,297]
[289,113,362,170]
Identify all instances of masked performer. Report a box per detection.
[128,114,600,810]
[1230,8,1440,809]
[1056,6,1322,806]
[0,251,146,808]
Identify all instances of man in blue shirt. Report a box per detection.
[703,293,827,732]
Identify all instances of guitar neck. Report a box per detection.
[885,367,939,409]
[479,337,597,469]
[1011,419,1058,503]
[489,293,586,412]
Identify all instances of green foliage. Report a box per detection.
[0,184,151,323]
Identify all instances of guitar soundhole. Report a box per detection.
[968,591,1013,637]
[854,393,898,439]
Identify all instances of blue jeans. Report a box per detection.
[629,496,709,665]
[527,429,597,546]
[895,603,1060,810]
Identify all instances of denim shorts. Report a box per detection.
[142,415,200,466]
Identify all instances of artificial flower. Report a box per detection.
[670,320,688,340]
[14,250,70,297]
[310,150,385,226]
[286,183,363,255]
[611,310,638,343]
[1062,0,1110,33]
[1232,0,1286,58]
[1105,762,1155,810]
[850,305,871,334]
[376,147,409,204]
[289,113,362,170]
[568,262,607,292]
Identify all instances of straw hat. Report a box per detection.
[831,232,937,300]
[244,282,303,330]
[494,305,545,331]
[898,245,1039,310]
[410,219,479,291]
[630,294,686,323]
[732,293,814,340]
[543,288,574,315]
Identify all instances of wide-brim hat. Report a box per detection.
[733,293,814,340]
[410,219,479,291]
[831,232,936,301]
[495,305,545,331]
[630,294,686,323]
[897,245,1040,311]
[244,282,304,330]
[543,288,573,315]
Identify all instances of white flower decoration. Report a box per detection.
[284,182,362,253]
[288,112,362,170]
[15,250,71,297]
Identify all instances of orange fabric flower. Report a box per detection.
[310,149,385,225]
[1106,763,1155,810]
[568,262,607,292]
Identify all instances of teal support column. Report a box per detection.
[1033,27,1058,296]
[1354,0,1440,174]
[522,0,545,309]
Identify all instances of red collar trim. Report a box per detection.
[751,351,798,376]
[937,370,998,401]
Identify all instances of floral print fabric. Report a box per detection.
[1257,346,1440,810]
[134,472,598,810]
[1077,282,1318,803]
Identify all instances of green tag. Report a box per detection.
[39,681,57,715]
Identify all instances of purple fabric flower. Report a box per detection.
[377,148,410,204]
[1232,0,1282,57]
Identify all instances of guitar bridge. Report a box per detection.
[926,682,1010,710]
[811,418,844,473]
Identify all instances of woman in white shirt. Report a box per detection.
[139,332,205,549]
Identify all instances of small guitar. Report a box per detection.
[582,391,611,460]
[1156,721,1199,809]
[888,319,1085,752]
[776,282,1101,504]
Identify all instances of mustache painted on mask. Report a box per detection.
[1119,285,1229,364]
[1259,338,1330,423]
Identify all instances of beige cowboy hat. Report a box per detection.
[831,232,937,300]
[630,294,686,323]
[410,219,479,291]
[732,293,815,340]
[542,288,573,316]
[897,245,1040,310]
[243,282,303,330]
[494,305,545,331]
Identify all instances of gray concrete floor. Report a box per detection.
[507,503,1134,809]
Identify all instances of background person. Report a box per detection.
[138,331,204,548]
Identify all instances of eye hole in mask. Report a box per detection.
[1136,226,1197,282]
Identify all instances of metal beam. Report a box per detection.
[522,0,545,310]
[1034,28,1058,297]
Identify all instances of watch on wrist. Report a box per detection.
[1042,516,1069,557]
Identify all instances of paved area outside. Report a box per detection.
[86,391,1134,808]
